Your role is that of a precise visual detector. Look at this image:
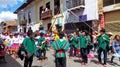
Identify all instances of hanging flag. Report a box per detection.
[100,13,105,28]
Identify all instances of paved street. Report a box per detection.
[0,49,120,67]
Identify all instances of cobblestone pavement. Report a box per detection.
[0,49,120,67]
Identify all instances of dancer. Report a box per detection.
[97,29,110,67]
[22,31,37,67]
[52,32,70,67]
[79,30,90,65]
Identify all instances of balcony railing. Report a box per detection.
[66,0,85,10]
[41,10,52,20]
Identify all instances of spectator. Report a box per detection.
[111,35,120,63]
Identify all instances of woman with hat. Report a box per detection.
[5,33,14,55]
[12,32,20,59]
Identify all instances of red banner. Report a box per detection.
[100,13,105,28]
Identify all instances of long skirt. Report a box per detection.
[11,43,19,51]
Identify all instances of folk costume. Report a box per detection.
[97,34,110,65]
[37,35,48,60]
[69,34,79,57]
[79,35,91,64]
[22,31,37,67]
[52,32,70,67]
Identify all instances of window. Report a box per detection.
[28,12,31,23]
[115,0,120,4]
[46,2,50,9]
[54,0,60,15]
[39,6,43,20]
[66,0,85,9]
[103,0,114,7]
[103,0,120,7]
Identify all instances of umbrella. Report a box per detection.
[39,30,46,34]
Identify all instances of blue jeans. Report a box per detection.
[111,56,120,62]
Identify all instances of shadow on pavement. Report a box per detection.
[0,54,22,67]
[74,59,82,63]
[107,61,120,66]
[90,59,98,64]
[32,66,42,67]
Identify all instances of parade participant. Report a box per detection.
[79,30,91,65]
[41,36,48,60]
[92,31,98,52]
[97,29,110,67]
[28,27,33,34]
[12,32,20,59]
[52,32,70,67]
[54,30,60,40]
[22,31,37,67]
[69,32,79,57]
[2,32,8,41]
[37,33,48,62]
[19,32,24,45]
[5,33,14,55]
[111,35,120,63]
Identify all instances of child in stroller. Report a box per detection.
[0,38,6,63]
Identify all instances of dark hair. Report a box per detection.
[40,33,44,37]
[59,32,65,39]
[27,31,33,36]
[100,29,106,33]
[83,30,89,35]
[114,35,120,43]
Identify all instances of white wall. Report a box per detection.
[104,3,120,12]
[17,1,36,32]
[65,0,99,23]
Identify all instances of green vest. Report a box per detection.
[71,36,79,49]
[22,37,37,54]
[37,37,48,50]
[97,34,110,50]
[52,39,70,58]
[79,35,91,48]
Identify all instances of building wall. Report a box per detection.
[67,0,98,23]
[105,10,120,23]
[35,0,65,31]
[9,26,17,32]
[17,0,99,32]
[17,1,36,32]
[105,10,120,35]
[103,1,120,35]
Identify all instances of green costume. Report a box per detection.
[79,35,91,49]
[22,37,37,54]
[52,39,70,58]
[70,35,79,49]
[37,37,48,50]
[97,34,110,50]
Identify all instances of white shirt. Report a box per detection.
[5,36,13,45]
[13,36,19,44]
[18,35,24,44]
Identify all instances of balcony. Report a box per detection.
[41,10,52,20]
[66,0,85,11]
[20,19,27,25]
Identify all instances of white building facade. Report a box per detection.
[15,0,99,33]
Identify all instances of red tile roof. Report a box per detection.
[6,20,18,26]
